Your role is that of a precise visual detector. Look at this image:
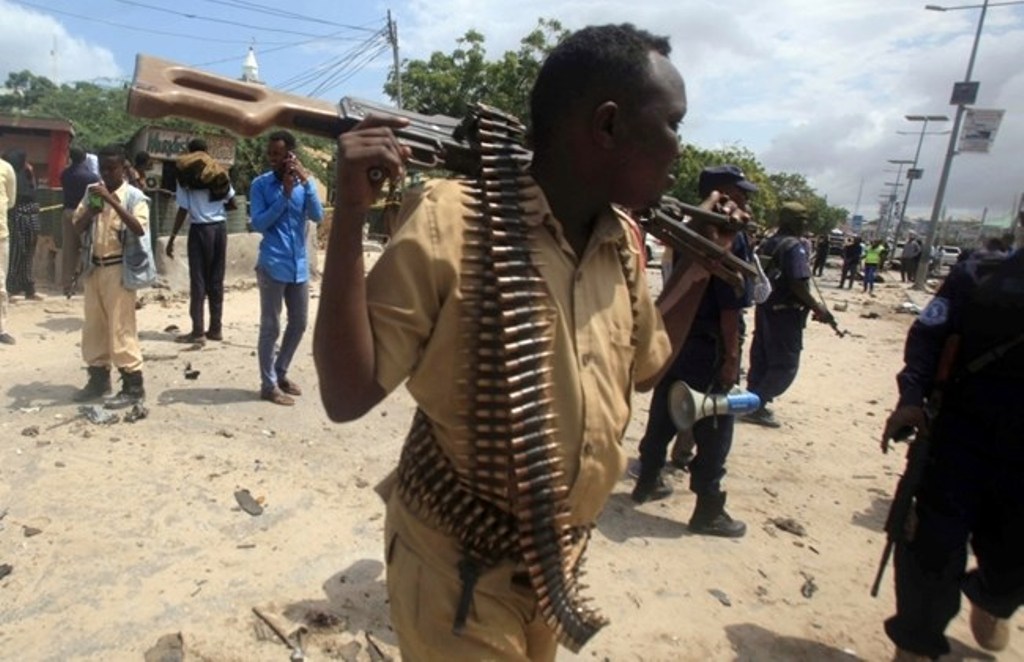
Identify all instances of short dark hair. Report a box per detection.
[267,129,296,151]
[133,151,150,168]
[187,138,207,153]
[529,24,671,149]
[69,146,86,164]
[99,143,127,161]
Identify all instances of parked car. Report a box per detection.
[940,245,962,268]
[645,233,666,266]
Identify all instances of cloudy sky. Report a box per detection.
[2,0,1022,224]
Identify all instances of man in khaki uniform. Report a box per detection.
[0,155,16,345]
[314,24,741,660]
[72,144,149,407]
[0,153,15,344]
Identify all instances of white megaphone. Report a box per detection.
[667,381,761,431]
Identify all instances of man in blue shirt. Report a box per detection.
[742,202,833,428]
[249,130,324,405]
[632,165,757,538]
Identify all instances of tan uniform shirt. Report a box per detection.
[367,178,671,572]
[74,181,150,259]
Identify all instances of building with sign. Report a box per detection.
[0,114,74,187]
[128,125,239,235]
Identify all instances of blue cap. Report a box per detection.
[699,164,758,197]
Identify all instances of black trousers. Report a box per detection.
[884,412,1024,658]
[638,333,735,496]
[187,222,227,336]
[746,306,806,406]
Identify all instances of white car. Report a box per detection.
[644,234,666,266]
[940,245,962,268]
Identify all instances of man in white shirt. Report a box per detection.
[166,139,236,343]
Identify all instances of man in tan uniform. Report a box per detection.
[72,144,149,407]
[0,154,16,345]
[314,24,741,660]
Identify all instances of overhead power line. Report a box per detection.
[187,29,369,68]
[9,0,287,44]
[111,0,371,39]
[198,0,382,32]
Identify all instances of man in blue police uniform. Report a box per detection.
[632,165,757,538]
[881,239,1024,661]
[741,202,833,428]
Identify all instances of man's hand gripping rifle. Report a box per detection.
[871,334,959,597]
[127,54,759,281]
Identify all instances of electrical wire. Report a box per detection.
[308,41,390,97]
[187,28,373,68]
[198,0,381,32]
[274,30,387,93]
[111,0,359,38]
[8,0,288,44]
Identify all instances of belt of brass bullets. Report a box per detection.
[395,103,608,651]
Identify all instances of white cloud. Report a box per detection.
[0,0,119,85]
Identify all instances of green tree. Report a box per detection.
[0,70,57,111]
[384,18,567,121]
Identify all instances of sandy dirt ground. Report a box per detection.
[1,249,1021,662]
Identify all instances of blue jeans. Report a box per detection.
[863,264,878,292]
[256,265,308,393]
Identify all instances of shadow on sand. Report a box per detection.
[596,492,689,543]
[157,387,256,406]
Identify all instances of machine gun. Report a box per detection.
[127,54,757,289]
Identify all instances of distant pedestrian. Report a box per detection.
[0,154,16,345]
[839,236,863,289]
[812,234,829,277]
[60,146,101,296]
[900,233,922,282]
[863,239,884,295]
[250,130,324,406]
[166,138,236,343]
[3,149,42,301]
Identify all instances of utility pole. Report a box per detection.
[387,10,402,108]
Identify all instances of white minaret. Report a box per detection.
[241,46,261,84]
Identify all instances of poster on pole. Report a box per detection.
[959,109,1004,153]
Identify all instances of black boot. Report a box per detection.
[106,369,145,409]
[73,366,111,402]
[631,467,673,504]
[688,492,746,538]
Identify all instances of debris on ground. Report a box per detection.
[708,588,732,607]
[896,302,921,315]
[769,517,807,537]
[801,572,818,599]
[21,426,39,437]
[860,312,881,319]
[0,563,12,580]
[124,404,149,423]
[184,362,200,380]
[79,405,119,425]
[234,489,264,516]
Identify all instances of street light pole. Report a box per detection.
[894,115,948,240]
[915,0,991,289]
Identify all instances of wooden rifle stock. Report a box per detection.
[128,54,758,284]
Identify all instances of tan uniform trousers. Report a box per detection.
[82,263,142,371]
[385,521,558,662]
[61,208,81,292]
[0,240,8,334]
